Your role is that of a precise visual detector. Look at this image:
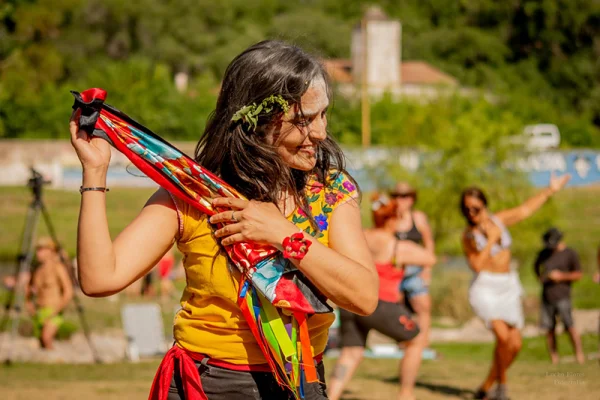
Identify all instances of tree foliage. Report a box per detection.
[355,94,556,259]
[0,0,598,146]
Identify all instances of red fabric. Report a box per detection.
[158,256,174,279]
[149,345,284,400]
[273,278,315,312]
[80,87,106,102]
[376,262,404,303]
[148,344,326,400]
[149,345,206,400]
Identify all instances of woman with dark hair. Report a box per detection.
[391,182,435,400]
[460,173,570,400]
[328,193,436,400]
[69,40,378,399]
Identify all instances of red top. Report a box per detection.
[158,255,174,278]
[376,262,404,303]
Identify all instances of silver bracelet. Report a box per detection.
[79,186,110,194]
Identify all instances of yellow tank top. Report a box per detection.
[172,171,358,364]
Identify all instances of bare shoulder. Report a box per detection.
[413,210,429,223]
[413,210,430,229]
[145,188,176,210]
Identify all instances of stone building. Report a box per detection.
[323,6,458,99]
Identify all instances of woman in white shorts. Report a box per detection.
[460,173,569,400]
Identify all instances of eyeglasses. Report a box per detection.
[464,206,482,215]
[389,192,415,199]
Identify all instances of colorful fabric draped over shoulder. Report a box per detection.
[70,88,358,399]
[70,88,327,314]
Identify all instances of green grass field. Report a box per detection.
[1,334,598,399]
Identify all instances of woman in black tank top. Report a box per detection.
[390,182,435,400]
[328,192,435,400]
[394,215,423,244]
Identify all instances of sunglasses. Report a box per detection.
[464,206,482,216]
[389,192,415,199]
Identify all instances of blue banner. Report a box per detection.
[519,151,600,187]
[342,148,600,190]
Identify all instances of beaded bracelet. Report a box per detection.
[79,186,110,194]
[282,231,312,261]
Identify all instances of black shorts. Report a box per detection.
[338,300,420,348]
[168,358,327,399]
[540,298,574,331]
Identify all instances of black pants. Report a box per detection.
[339,300,420,347]
[168,358,328,399]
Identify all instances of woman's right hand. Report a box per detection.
[481,219,502,243]
[69,109,111,172]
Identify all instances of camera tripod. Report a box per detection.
[1,169,100,364]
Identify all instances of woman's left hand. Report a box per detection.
[549,172,571,194]
[209,197,298,247]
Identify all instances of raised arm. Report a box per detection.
[496,173,570,227]
[70,110,178,297]
[211,197,378,316]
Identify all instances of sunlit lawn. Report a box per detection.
[1,334,598,399]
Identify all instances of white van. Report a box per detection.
[522,124,561,150]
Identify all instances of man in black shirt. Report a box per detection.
[534,228,584,364]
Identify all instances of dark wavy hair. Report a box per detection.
[195,40,357,228]
[460,187,488,226]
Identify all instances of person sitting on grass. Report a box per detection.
[26,237,73,350]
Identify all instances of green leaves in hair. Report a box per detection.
[231,95,291,131]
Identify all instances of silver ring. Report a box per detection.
[231,211,237,222]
